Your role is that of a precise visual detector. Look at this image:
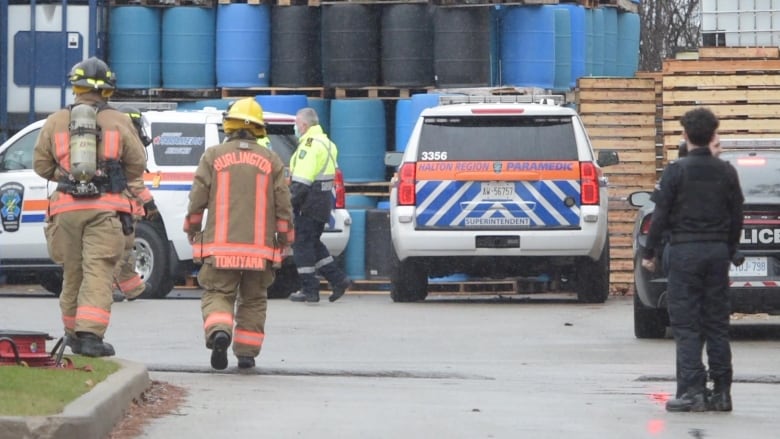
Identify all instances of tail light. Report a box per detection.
[334,169,345,209]
[580,162,601,205]
[398,162,417,206]
[639,215,652,235]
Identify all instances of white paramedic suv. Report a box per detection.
[0,106,351,298]
[388,95,619,303]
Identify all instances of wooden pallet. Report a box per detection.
[576,77,657,292]
[432,0,558,6]
[276,0,321,5]
[344,181,391,197]
[110,0,214,6]
[218,0,265,4]
[221,87,326,99]
[113,88,221,100]
[597,0,638,13]
[331,86,434,100]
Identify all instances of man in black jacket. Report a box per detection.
[641,107,743,412]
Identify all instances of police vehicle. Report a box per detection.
[387,95,619,303]
[630,138,780,338]
[0,106,351,298]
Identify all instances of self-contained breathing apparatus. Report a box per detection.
[57,103,133,234]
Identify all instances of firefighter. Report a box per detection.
[183,98,293,370]
[33,57,147,357]
[288,107,351,303]
[112,106,159,302]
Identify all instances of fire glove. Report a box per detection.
[143,200,160,221]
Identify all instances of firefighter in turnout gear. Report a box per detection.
[184,98,293,370]
[33,57,147,357]
[288,107,351,303]
[112,106,158,302]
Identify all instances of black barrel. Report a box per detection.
[321,4,380,87]
[365,208,393,280]
[271,5,322,87]
[381,4,434,87]
[433,6,490,88]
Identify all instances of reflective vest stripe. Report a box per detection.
[234,329,265,348]
[55,132,71,172]
[192,243,278,258]
[76,306,110,326]
[276,220,289,233]
[215,172,230,244]
[62,315,76,331]
[254,173,268,246]
[103,130,120,160]
[48,193,132,215]
[204,311,234,330]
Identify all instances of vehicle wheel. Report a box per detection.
[633,290,668,339]
[39,271,63,296]
[268,259,301,299]
[134,221,174,299]
[390,256,428,303]
[575,238,610,303]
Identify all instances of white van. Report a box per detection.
[0,107,351,298]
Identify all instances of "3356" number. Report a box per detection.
[420,151,448,161]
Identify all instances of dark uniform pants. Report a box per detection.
[667,241,733,396]
[199,263,274,358]
[45,210,125,338]
[292,214,348,296]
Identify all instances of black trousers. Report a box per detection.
[292,214,347,296]
[667,241,733,396]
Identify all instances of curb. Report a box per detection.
[0,358,150,439]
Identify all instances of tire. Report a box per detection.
[390,256,428,303]
[39,271,63,296]
[575,238,610,303]
[633,290,668,339]
[268,259,301,299]
[134,221,175,299]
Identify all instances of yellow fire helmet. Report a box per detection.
[223,98,266,136]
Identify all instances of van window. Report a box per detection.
[417,116,578,161]
[0,128,39,171]
[150,122,207,166]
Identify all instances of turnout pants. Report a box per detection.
[667,241,733,396]
[292,214,348,297]
[113,232,145,298]
[45,210,124,338]
[199,263,274,358]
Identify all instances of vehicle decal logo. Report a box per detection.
[493,161,502,173]
[0,182,24,232]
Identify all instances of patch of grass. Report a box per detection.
[0,356,120,416]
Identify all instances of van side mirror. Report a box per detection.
[597,150,619,167]
[385,151,403,167]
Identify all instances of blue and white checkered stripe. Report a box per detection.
[415,180,581,228]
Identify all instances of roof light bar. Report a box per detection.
[720,138,780,149]
[438,94,565,106]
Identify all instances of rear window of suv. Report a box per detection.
[722,151,780,198]
[417,116,578,161]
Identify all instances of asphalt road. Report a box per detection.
[2,284,780,439]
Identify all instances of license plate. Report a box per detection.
[481,182,515,200]
[729,257,768,278]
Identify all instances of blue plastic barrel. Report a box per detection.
[553,7,571,90]
[307,98,330,133]
[255,95,308,116]
[176,99,233,111]
[433,7,490,87]
[346,195,377,209]
[617,12,640,77]
[602,7,618,76]
[330,99,386,183]
[162,7,216,89]
[109,7,161,89]
[558,4,585,87]
[216,4,270,87]
[395,99,413,152]
[489,6,502,86]
[500,5,556,89]
[584,8,594,76]
[345,209,367,280]
[592,8,605,76]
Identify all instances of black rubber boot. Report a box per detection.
[76,332,116,357]
[237,356,256,369]
[289,291,319,303]
[209,331,231,370]
[665,389,709,412]
[329,279,352,303]
[710,381,732,412]
[65,333,81,354]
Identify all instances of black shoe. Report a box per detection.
[237,356,256,369]
[666,390,709,412]
[289,291,319,303]
[709,391,733,412]
[112,291,126,303]
[329,279,352,303]
[210,331,231,370]
[65,334,81,354]
[76,332,116,357]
